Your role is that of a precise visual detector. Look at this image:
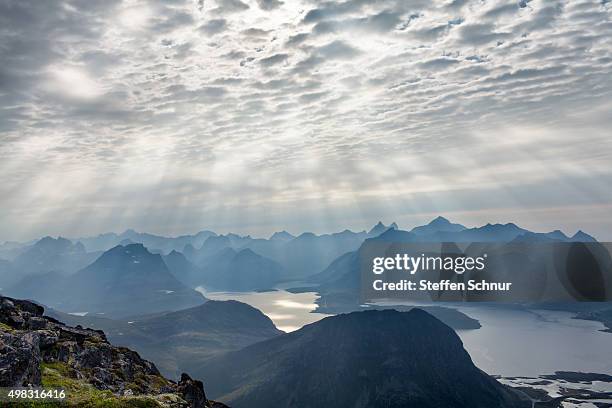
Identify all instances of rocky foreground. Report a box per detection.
[0,295,227,407]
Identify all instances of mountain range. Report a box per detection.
[6,243,205,317]
[1,218,600,312]
[308,217,603,311]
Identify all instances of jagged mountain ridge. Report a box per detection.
[1,218,599,296]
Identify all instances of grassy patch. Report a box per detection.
[34,362,163,407]
[0,321,15,332]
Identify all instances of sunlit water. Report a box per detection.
[198,287,332,332]
[196,288,612,376]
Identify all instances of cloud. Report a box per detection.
[256,0,283,11]
[285,32,309,47]
[318,40,360,59]
[200,18,227,35]
[260,53,289,66]
[213,0,249,14]
[0,0,611,240]
[455,23,510,45]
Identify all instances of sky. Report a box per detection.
[0,0,611,242]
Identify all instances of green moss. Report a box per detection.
[147,374,171,391]
[0,321,15,332]
[37,362,162,407]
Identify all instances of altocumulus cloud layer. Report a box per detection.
[0,0,611,240]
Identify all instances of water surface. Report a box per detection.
[198,288,612,376]
[199,288,331,332]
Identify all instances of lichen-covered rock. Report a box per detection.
[0,295,225,408]
[0,330,41,386]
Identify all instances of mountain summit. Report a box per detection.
[197,309,528,408]
[19,244,206,318]
[368,221,398,236]
[410,216,467,235]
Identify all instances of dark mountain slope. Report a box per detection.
[197,309,528,408]
[46,300,283,379]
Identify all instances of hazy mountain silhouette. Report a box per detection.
[196,309,528,408]
[11,236,99,276]
[308,217,604,308]
[269,231,295,242]
[0,259,19,289]
[10,244,205,317]
[199,248,284,291]
[188,235,234,265]
[163,249,203,287]
[410,216,466,235]
[244,228,373,279]
[367,221,398,236]
[75,229,217,253]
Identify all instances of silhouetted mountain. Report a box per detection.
[308,218,604,309]
[197,309,528,408]
[307,251,358,285]
[411,216,466,235]
[189,235,234,265]
[11,236,99,276]
[5,271,66,304]
[269,231,295,242]
[129,300,283,377]
[75,229,217,253]
[367,221,398,236]
[13,244,206,318]
[245,230,367,279]
[163,250,203,287]
[572,230,597,242]
[199,249,284,291]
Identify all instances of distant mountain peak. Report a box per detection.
[269,231,295,241]
[411,217,466,235]
[572,230,596,242]
[368,221,397,236]
[429,216,451,225]
[37,236,71,246]
[167,249,185,258]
